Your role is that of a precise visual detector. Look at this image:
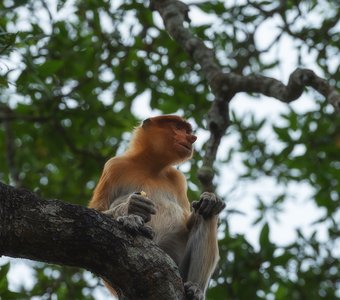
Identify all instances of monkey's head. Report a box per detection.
[129,115,197,166]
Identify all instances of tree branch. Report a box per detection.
[213,68,340,109]
[150,0,340,190]
[150,0,232,190]
[0,182,185,300]
[150,0,340,110]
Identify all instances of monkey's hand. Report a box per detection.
[127,192,156,223]
[117,215,154,239]
[192,192,225,219]
[184,282,204,300]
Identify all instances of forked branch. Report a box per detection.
[150,0,340,190]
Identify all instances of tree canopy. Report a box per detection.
[0,0,339,299]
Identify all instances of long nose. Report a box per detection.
[188,134,197,144]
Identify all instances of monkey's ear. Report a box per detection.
[142,118,151,128]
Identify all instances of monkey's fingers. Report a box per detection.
[139,225,154,239]
[198,192,216,207]
[200,191,216,200]
[214,201,226,214]
[202,203,221,218]
[130,193,154,203]
[198,193,226,218]
[129,207,153,222]
[130,201,156,214]
[197,197,210,215]
[191,200,201,211]
[200,203,215,219]
[117,214,143,230]
[117,215,154,239]
[129,195,157,214]
[128,195,157,222]
[184,282,204,300]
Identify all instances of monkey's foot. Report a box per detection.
[192,192,225,219]
[117,215,154,239]
[184,282,204,300]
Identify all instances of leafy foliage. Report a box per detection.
[0,0,339,299]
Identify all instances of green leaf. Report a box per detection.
[0,263,10,291]
[259,223,270,248]
[273,125,290,142]
[37,60,64,77]
[0,263,10,278]
[0,32,17,54]
[0,76,9,87]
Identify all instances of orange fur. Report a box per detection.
[89,115,195,213]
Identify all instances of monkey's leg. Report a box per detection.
[181,192,225,298]
[180,215,219,295]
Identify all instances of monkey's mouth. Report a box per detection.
[178,143,192,151]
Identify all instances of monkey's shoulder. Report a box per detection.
[103,156,142,177]
[103,156,128,170]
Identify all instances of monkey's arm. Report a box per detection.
[99,190,156,240]
[89,159,156,222]
[104,193,156,223]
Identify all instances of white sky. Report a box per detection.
[1,0,339,299]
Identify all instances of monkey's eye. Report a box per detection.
[174,123,189,133]
[175,123,183,130]
[173,121,192,134]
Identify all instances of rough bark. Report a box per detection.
[0,182,184,300]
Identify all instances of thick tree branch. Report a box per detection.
[150,0,340,110]
[150,0,340,189]
[0,182,185,300]
[197,97,230,192]
[213,69,340,108]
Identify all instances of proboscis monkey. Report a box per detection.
[89,115,225,300]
